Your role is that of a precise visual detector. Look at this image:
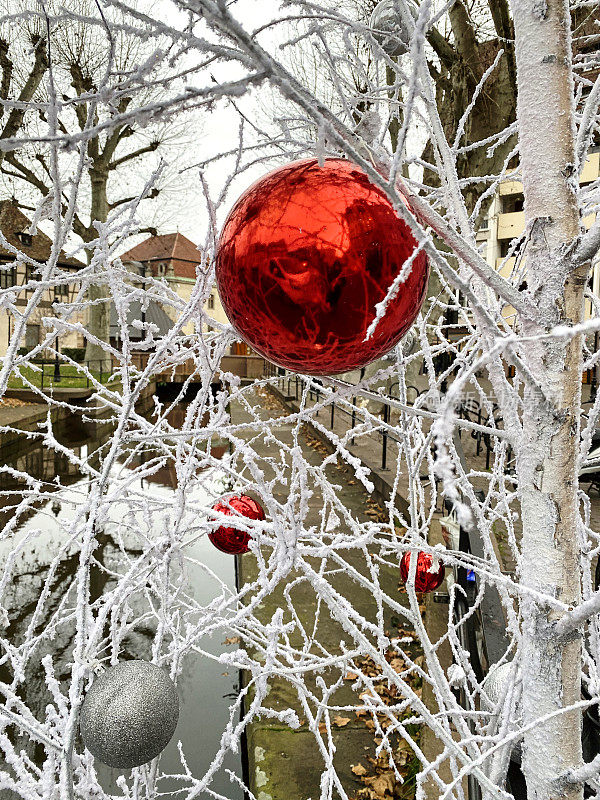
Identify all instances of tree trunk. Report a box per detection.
[84,169,112,373]
[513,0,587,795]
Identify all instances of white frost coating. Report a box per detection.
[0,0,594,799]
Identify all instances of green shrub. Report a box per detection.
[61,347,86,362]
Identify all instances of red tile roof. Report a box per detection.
[0,200,84,269]
[122,232,202,280]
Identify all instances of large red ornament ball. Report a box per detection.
[216,158,428,375]
[400,551,445,593]
[209,495,265,555]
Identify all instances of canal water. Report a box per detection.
[0,398,245,798]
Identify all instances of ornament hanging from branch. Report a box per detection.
[216,158,428,376]
[79,661,179,769]
[400,550,445,593]
[209,495,265,554]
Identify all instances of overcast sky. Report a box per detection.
[119,0,289,254]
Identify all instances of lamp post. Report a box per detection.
[53,348,61,383]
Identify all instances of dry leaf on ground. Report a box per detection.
[364,771,396,797]
[333,716,351,727]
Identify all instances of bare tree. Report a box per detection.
[0,0,597,799]
[0,3,49,165]
[0,0,190,369]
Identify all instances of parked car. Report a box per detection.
[445,496,600,799]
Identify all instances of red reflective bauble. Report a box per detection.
[216,158,428,375]
[209,495,265,555]
[400,551,445,593]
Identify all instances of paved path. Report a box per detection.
[231,388,420,800]
[268,374,550,576]
[273,374,600,564]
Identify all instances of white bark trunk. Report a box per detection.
[512,0,588,796]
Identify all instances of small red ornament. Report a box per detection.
[400,551,445,593]
[209,495,265,555]
[216,158,428,375]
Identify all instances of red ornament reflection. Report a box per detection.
[216,158,428,375]
[209,495,265,555]
[400,551,445,593]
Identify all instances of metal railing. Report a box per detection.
[21,359,113,391]
[270,371,515,476]
[271,371,406,472]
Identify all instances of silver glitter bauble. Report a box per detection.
[369,0,416,57]
[481,661,515,711]
[80,661,179,769]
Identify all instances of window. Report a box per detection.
[54,282,69,301]
[17,232,32,247]
[0,266,16,289]
[25,265,37,295]
[208,294,215,310]
[502,194,524,214]
[25,324,39,350]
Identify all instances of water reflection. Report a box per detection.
[0,404,243,799]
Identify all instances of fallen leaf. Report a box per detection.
[351,764,368,776]
[344,671,359,681]
[364,771,396,797]
[357,789,376,800]
[222,636,241,645]
[334,716,351,727]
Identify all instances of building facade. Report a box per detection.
[477,148,600,322]
[0,200,86,357]
[121,232,231,340]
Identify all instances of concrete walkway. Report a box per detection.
[256,378,523,799]
[231,388,420,800]
[267,375,528,575]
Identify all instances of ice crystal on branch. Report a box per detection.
[0,0,596,798]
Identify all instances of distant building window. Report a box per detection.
[25,265,37,295]
[502,194,524,214]
[17,232,32,247]
[0,266,15,289]
[25,324,39,350]
[54,282,69,300]
[208,294,215,309]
